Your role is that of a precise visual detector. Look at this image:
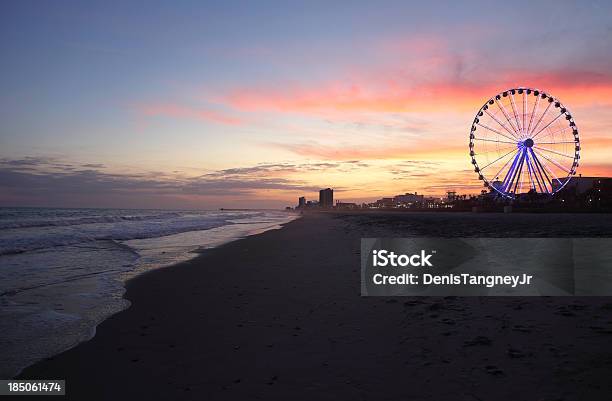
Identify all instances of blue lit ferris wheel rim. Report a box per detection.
[469,87,580,199]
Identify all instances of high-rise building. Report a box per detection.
[319,188,333,208]
[298,196,306,208]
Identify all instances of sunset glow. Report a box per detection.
[2,2,612,208]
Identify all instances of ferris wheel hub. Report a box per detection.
[524,138,534,148]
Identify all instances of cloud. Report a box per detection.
[181,177,320,195]
[0,158,357,208]
[387,161,444,175]
[214,31,612,117]
[130,32,612,149]
[204,163,301,177]
[0,157,53,167]
[0,158,111,173]
[221,67,612,118]
[267,141,466,160]
[203,160,370,178]
[138,103,243,126]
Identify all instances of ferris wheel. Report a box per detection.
[469,87,580,198]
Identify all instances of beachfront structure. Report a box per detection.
[554,176,612,208]
[319,188,334,208]
[469,87,580,199]
[395,192,425,206]
[552,176,611,194]
[335,201,358,209]
[372,192,426,208]
[374,197,395,208]
[425,197,443,208]
[296,196,324,209]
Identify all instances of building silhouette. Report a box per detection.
[552,176,607,194]
[298,196,306,208]
[319,188,333,208]
[394,192,424,206]
[335,201,357,209]
[373,192,425,208]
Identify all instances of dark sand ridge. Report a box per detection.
[20,212,612,400]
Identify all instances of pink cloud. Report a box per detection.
[223,67,612,118]
[214,30,612,118]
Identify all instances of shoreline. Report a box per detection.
[3,211,299,379]
[18,212,612,400]
[16,215,309,381]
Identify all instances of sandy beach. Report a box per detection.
[19,212,612,400]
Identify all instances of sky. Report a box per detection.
[1,0,612,209]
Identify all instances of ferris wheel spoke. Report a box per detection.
[536,141,576,144]
[533,145,575,159]
[529,101,552,137]
[480,147,519,172]
[509,93,523,135]
[526,152,544,193]
[490,149,518,182]
[526,95,540,135]
[475,149,518,158]
[483,110,520,140]
[532,148,571,174]
[522,92,527,135]
[532,112,564,139]
[525,151,537,190]
[535,158,550,193]
[529,148,552,193]
[533,123,572,145]
[531,149,563,185]
[474,143,517,155]
[494,99,520,138]
[476,122,519,143]
[473,137,517,145]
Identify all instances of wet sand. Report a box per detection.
[20,212,612,400]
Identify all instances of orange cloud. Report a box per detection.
[139,103,242,126]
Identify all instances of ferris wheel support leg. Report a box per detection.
[501,150,523,193]
[528,149,549,193]
[525,152,535,191]
[506,149,526,194]
[530,149,552,193]
[512,149,527,194]
[532,149,564,185]
[526,152,543,193]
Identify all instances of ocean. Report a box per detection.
[0,207,298,377]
